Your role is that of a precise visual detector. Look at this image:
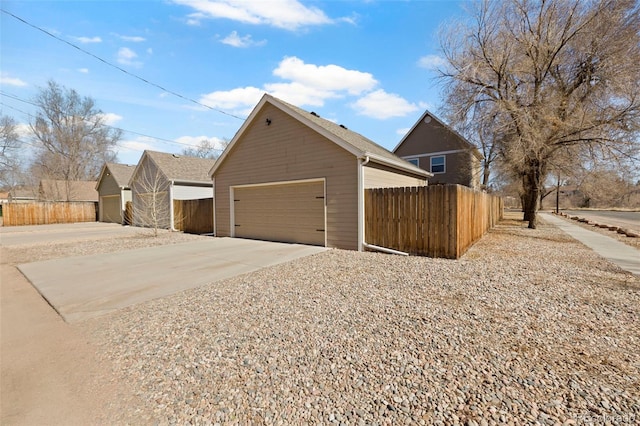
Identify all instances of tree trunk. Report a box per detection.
[522,165,543,229]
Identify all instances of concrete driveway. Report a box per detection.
[18,237,326,323]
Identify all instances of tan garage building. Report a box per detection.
[211,95,431,251]
[96,163,135,223]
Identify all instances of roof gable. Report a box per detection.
[394,110,483,160]
[133,150,216,185]
[96,162,135,189]
[211,94,429,177]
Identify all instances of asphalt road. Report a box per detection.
[561,210,639,233]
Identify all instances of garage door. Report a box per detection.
[233,180,325,246]
[100,195,121,223]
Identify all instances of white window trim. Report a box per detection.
[405,157,420,167]
[430,155,446,174]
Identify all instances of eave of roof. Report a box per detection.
[210,94,431,178]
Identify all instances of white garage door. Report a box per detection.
[233,180,325,246]
[100,195,121,223]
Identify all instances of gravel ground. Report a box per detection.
[80,215,639,425]
[1,230,204,265]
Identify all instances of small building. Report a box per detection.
[96,163,135,224]
[211,94,431,250]
[7,187,38,203]
[39,179,98,202]
[129,150,215,230]
[394,110,483,189]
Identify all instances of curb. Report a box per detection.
[552,212,639,238]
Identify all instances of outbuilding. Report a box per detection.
[211,94,431,250]
[130,150,215,230]
[96,163,135,223]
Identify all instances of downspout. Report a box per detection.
[169,181,177,231]
[357,156,370,252]
[212,177,217,236]
[363,242,409,256]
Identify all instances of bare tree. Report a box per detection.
[439,0,640,228]
[0,115,23,189]
[130,166,185,237]
[30,80,121,181]
[180,138,228,159]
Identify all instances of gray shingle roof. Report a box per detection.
[39,180,98,202]
[277,97,422,168]
[105,163,136,188]
[145,150,215,182]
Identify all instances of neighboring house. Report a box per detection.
[96,163,135,224]
[39,179,98,202]
[0,192,9,204]
[393,110,483,189]
[129,150,215,230]
[211,94,431,250]
[8,187,38,203]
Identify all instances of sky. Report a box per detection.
[1,0,468,167]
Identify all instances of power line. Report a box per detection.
[1,8,246,121]
[0,92,224,152]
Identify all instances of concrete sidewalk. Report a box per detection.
[18,237,327,323]
[541,213,640,277]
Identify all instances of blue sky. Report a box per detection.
[1,0,467,166]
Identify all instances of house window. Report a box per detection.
[406,157,419,167]
[430,156,445,174]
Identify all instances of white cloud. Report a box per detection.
[200,86,265,114]
[15,123,32,138]
[273,57,377,96]
[417,54,447,70]
[1,74,28,87]
[117,47,141,67]
[396,127,411,136]
[78,68,89,74]
[73,36,102,44]
[198,57,417,120]
[98,113,123,126]
[172,0,334,30]
[119,136,160,153]
[220,31,266,48]
[120,35,146,42]
[352,89,418,119]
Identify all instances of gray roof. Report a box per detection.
[211,94,430,177]
[39,180,98,202]
[105,163,135,188]
[144,150,216,182]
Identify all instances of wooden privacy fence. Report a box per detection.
[3,202,98,226]
[173,198,213,234]
[365,185,503,259]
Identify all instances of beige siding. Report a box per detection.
[363,162,427,189]
[214,103,359,250]
[96,169,120,196]
[233,180,325,246]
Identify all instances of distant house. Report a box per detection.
[38,180,98,202]
[129,150,215,230]
[96,163,135,224]
[211,94,430,250]
[393,110,483,189]
[8,187,38,203]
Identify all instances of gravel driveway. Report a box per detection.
[83,215,640,425]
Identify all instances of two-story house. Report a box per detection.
[393,110,483,189]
